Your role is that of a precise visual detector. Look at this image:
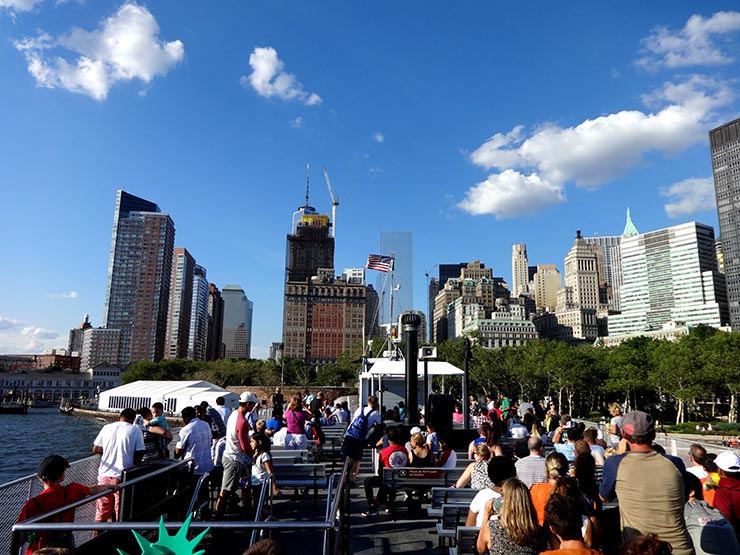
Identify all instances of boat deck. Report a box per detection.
[197,451,442,555]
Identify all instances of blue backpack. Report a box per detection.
[346,408,375,440]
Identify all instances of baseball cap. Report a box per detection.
[239,391,259,404]
[37,455,70,481]
[622,411,655,437]
[715,451,740,472]
[410,426,421,435]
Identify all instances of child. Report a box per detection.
[249,433,280,514]
[17,455,115,554]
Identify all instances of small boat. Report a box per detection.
[0,401,28,414]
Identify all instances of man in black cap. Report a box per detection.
[17,455,115,554]
[599,410,694,555]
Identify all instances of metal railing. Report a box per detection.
[10,457,353,555]
[9,457,195,555]
[0,455,99,555]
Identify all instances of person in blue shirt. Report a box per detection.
[266,408,284,437]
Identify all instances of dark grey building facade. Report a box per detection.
[711,119,740,330]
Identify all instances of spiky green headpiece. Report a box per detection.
[117,515,209,555]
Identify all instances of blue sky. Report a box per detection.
[1,1,739,358]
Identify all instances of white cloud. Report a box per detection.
[49,291,79,299]
[461,76,732,218]
[14,2,184,100]
[0,0,43,13]
[0,316,22,331]
[472,77,730,183]
[241,46,321,106]
[637,11,740,70]
[21,326,59,339]
[661,177,716,218]
[0,316,60,353]
[374,132,384,143]
[458,170,565,219]
[289,116,304,128]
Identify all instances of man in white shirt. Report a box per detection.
[215,396,231,428]
[92,408,145,522]
[687,443,709,479]
[583,427,606,466]
[215,392,253,518]
[175,406,214,475]
[465,457,516,528]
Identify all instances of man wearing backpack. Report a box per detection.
[342,395,382,482]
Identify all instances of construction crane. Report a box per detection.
[322,165,339,238]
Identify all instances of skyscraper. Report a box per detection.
[511,244,529,297]
[206,283,225,360]
[282,191,370,363]
[222,285,253,359]
[710,118,740,330]
[583,209,638,313]
[188,265,209,361]
[286,213,335,282]
[377,231,413,326]
[533,264,561,312]
[103,190,175,364]
[166,248,195,360]
[68,314,92,356]
[608,222,729,336]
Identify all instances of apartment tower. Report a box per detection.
[165,248,195,359]
[103,190,175,364]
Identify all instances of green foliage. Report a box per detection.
[433,331,740,421]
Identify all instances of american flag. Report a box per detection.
[366,254,394,272]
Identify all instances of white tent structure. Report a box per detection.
[98,380,239,416]
[359,358,464,412]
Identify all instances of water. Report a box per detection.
[0,409,105,484]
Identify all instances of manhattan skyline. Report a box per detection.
[1,2,738,358]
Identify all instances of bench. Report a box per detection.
[496,437,529,459]
[428,487,480,518]
[455,458,474,468]
[435,504,468,548]
[449,526,480,555]
[272,463,327,511]
[270,449,309,463]
[382,467,466,516]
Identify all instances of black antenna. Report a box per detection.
[305,163,310,207]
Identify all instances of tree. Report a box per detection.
[704,332,740,423]
[650,338,706,424]
[604,337,655,412]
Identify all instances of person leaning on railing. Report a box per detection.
[17,455,117,555]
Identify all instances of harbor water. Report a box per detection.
[0,410,104,484]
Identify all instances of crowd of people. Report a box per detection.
[14,388,357,554]
[356,391,740,555]
[17,389,740,555]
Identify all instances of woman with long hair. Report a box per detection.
[530,451,569,525]
[455,443,495,489]
[549,475,600,549]
[284,394,310,450]
[477,477,544,554]
[407,432,432,467]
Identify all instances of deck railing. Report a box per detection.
[7,456,352,555]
